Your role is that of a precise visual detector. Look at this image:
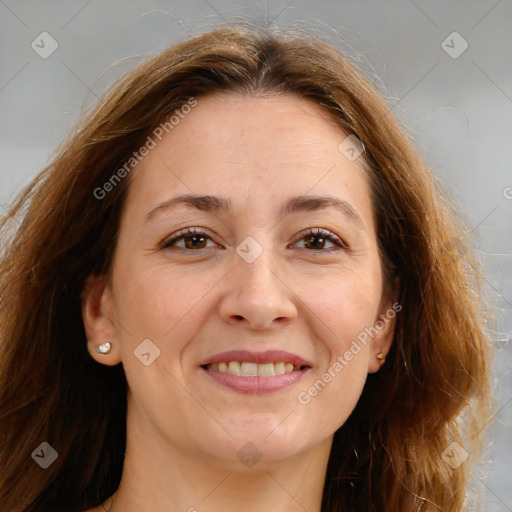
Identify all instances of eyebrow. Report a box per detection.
[145,193,364,228]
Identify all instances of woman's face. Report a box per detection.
[83,92,396,466]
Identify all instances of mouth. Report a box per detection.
[201,361,307,376]
[199,350,312,394]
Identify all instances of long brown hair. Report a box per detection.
[0,23,492,511]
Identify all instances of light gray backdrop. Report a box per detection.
[1,1,511,509]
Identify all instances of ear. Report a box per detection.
[368,276,400,374]
[81,273,122,366]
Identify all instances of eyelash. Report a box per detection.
[159,227,348,253]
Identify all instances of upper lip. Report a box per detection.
[200,350,312,368]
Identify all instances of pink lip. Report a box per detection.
[199,349,312,367]
[199,349,312,395]
[200,366,310,394]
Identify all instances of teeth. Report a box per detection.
[206,361,303,376]
[258,363,275,377]
[274,362,285,375]
[228,361,240,375]
[241,362,258,376]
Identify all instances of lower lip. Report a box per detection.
[200,367,310,394]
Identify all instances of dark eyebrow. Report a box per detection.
[145,193,364,229]
[278,195,363,228]
[145,194,233,222]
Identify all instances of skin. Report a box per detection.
[82,93,397,512]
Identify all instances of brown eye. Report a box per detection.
[161,228,216,250]
[293,228,347,251]
[182,233,207,249]
[303,234,328,250]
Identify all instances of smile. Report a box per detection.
[203,361,303,376]
[199,349,312,394]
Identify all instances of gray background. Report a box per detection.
[1,0,511,509]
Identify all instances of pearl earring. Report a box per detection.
[376,349,385,365]
[95,342,112,354]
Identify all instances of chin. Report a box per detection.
[197,423,314,466]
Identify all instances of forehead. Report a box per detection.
[165,92,345,158]
[125,92,374,230]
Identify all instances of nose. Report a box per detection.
[218,247,298,331]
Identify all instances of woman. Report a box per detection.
[0,23,492,512]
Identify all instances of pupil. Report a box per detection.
[308,235,324,249]
[186,235,206,249]
[183,234,327,250]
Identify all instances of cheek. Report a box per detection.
[113,261,210,338]
[294,292,372,440]
[291,270,378,423]
[110,264,214,434]
[294,266,381,345]
[111,260,230,382]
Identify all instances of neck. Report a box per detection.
[105,405,333,512]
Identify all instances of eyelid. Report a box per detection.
[291,227,349,251]
[160,226,349,253]
[159,227,219,250]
